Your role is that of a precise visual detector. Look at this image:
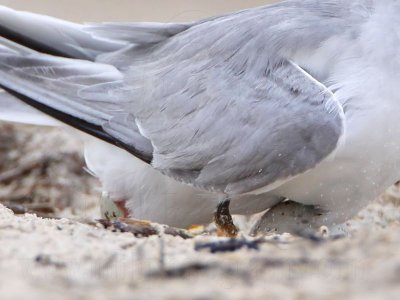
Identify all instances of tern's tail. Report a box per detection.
[0,6,125,60]
[0,5,190,60]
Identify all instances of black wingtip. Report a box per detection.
[1,85,153,164]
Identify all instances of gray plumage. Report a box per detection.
[0,1,375,195]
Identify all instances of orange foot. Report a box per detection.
[214,199,239,238]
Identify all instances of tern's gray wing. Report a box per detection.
[0,41,153,160]
[130,59,344,195]
[0,1,361,194]
[101,2,353,194]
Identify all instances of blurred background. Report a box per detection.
[0,0,275,22]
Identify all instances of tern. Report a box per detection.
[0,0,398,235]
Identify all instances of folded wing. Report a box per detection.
[0,3,348,195]
[0,40,153,162]
[132,57,345,194]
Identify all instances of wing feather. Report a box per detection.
[136,58,344,194]
[0,2,363,194]
[0,42,153,161]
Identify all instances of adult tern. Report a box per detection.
[0,0,397,235]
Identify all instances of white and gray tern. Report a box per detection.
[0,0,397,235]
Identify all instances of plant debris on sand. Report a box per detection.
[1,123,400,300]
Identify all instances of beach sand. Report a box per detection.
[1,120,400,300]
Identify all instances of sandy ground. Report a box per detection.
[1,1,400,299]
[1,124,400,300]
[2,199,400,300]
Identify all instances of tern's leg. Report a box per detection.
[98,192,193,238]
[100,192,150,224]
[250,200,328,236]
[114,200,130,218]
[214,198,239,237]
[100,192,129,218]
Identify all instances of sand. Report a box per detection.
[1,124,400,300]
[1,193,400,300]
